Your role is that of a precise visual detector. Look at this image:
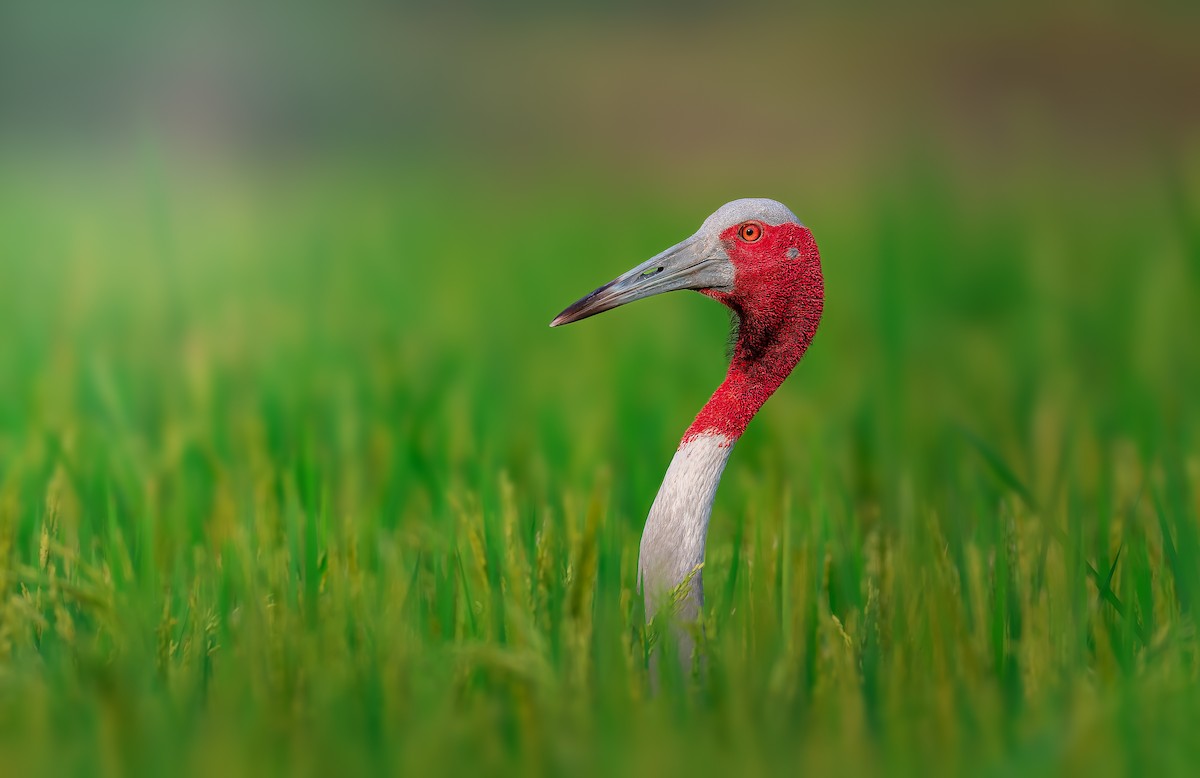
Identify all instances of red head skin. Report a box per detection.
[682,221,824,443]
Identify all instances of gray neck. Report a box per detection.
[637,432,736,624]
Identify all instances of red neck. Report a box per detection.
[682,226,823,444]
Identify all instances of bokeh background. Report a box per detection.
[1,2,1199,776]
[4,1,1196,475]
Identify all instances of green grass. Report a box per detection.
[0,152,1198,777]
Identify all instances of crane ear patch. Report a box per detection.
[787,247,800,259]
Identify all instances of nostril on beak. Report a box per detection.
[640,266,664,279]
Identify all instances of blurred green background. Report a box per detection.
[1,2,1198,777]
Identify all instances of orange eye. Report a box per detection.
[738,222,762,242]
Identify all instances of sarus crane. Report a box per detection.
[551,198,824,658]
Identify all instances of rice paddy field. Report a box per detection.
[2,5,1199,777]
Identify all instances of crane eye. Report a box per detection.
[738,222,763,243]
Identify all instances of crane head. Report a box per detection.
[549,198,819,329]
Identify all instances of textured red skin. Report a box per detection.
[682,222,824,444]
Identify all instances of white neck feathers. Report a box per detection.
[638,432,735,621]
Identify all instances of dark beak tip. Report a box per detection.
[550,276,627,329]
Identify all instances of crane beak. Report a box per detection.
[550,235,733,327]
